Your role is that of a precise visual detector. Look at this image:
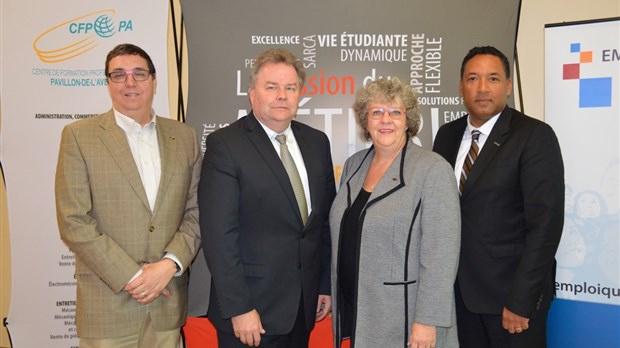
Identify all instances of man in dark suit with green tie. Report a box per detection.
[199,48,335,348]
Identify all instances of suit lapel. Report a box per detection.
[462,107,512,197]
[345,140,408,207]
[244,113,303,224]
[445,117,468,167]
[97,111,151,212]
[344,148,372,206]
[368,141,407,204]
[153,118,177,217]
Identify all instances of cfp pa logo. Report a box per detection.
[562,43,613,108]
[33,9,133,63]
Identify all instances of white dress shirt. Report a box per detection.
[114,110,161,211]
[453,113,501,185]
[257,120,313,215]
[114,109,182,279]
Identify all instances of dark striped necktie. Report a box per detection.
[459,130,481,195]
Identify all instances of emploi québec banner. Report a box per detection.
[545,17,620,347]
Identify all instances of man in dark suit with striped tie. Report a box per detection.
[199,48,336,348]
[433,46,565,348]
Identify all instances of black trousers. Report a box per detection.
[455,284,548,348]
[216,298,310,348]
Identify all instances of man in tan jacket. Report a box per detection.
[55,43,201,347]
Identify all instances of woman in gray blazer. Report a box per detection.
[329,78,460,348]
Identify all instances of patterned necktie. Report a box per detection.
[275,134,308,224]
[459,130,481,195]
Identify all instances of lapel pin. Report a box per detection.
[493,141,500,147]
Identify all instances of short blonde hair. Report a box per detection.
[352,77,420,141]
[249,48,305,88]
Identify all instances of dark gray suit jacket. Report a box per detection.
[199,112,336,334]
[432,106,564,318]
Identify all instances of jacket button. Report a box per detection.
[149,226,155,232]
[301,233,306,239]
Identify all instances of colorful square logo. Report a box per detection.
[563,43,612,108]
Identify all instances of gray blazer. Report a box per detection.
[329,139,461,347]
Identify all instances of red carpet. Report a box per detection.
[183,316,334,347]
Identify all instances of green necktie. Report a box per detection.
[276,134,308,224]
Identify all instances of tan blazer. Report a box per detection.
[55,110,202,338]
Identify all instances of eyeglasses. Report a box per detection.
[107,69,152,83]
[368,107,405,119]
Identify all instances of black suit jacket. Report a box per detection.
[199,112,336,334]
[432,106,564,318]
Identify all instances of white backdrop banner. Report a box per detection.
[1,1,170,346]
[545,18,620,306]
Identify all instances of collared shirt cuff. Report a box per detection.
[128,269,143,284]
[163,253,183,277]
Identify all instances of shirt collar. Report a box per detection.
[466,112,500,138]
[256,118,293,142]
[113,108,156,133]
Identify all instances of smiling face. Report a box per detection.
[460,54,512,127]
[107,54,156,125]
[366,98,408,152]
[249,62,300,133]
